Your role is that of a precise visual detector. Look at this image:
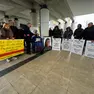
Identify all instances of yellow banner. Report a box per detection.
[0,39,24,61]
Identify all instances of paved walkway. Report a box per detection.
[0,51,94,94]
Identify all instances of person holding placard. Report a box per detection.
[81,22,94,54]
[0,23,14,62]
[0,23,13,39]
[82,22,94,40]
[53,26,62,38]
[74,24,83,39]
[64,27,73,39]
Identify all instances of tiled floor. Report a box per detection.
[0,51,94,94]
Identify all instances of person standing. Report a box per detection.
[0,23,13,39]
[53,26,62,38]
[81,22,94,54]
[49,28,53,37]
[9,20,19,39]
[74,24,83,39]
[0,23,14,62]
[23,23,34,54]
[64,27,73,39]
[82,22,94,40]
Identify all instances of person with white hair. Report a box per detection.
[82,22,94,40]
[23,23,34,54]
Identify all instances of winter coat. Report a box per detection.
[74,28,83,39]
[0,28,13,39]
[53,29,62,38]
[82,25,94,40]
[10,26,19,39]
[64,30,73,39]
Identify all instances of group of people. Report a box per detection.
[0,20,39,61]
[49,22,94,40]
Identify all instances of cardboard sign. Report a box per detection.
[0,39,24,60]
[62,39,72,51]
[52,38,61,51]
[85,41,94,58]
[71,39,85,55]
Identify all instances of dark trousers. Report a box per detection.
[32,43,35,52]
[25,40,31,54]
[82,40,87,55]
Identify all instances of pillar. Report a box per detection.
[40,5,49,36]
[30,9,38,27]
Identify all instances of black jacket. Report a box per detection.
[18,29,24,39]
[64,30,73,39]
[10,26,19,39]
[82,26,94,40]
[74,28,83,39]
[23,26,34,41]
[53,29,62,38]
[49,29,53,37]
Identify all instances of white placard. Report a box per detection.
[44,37,52,47]
[85,41,94,58]
[71,39,85,55]
[62,39,72,51]
[52,38,61,51]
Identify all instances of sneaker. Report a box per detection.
[6,59,10,63]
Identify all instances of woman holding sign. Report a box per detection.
[0,23,14,62]
[0,23,13,39]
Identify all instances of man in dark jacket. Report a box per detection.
[22,23,34,54]
[74,24,83,39]
[53,26,62,38]
[18,26,24,39]
[49,28,53,37]
[64,27,73,39]
[82,22,94,40]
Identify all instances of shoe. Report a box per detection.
[6,59,10,63]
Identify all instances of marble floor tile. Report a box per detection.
[31,87,44,94]
[0,84,18,94]
[24,71,46,86]
[11,75,36,94]
[38,78,67,94]
[4,70,23,84]
[0,77,10,90]
[67,80,90,94]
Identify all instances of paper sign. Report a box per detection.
[52,38,61,51]
[85,41,94,58]
[62,39,72,51]
[71,39,85,55]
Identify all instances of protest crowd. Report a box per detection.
[0,18,94,62]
